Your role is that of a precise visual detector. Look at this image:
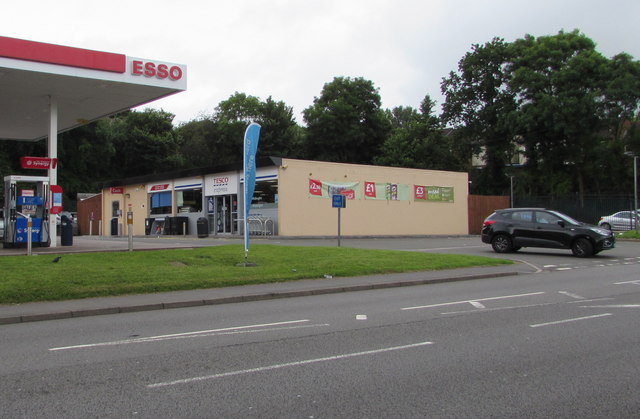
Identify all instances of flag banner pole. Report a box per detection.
[243,122,261,261]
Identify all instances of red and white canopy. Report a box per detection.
[0,36,187,141]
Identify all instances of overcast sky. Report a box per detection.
[5,0,639,125]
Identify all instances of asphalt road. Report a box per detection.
[1,238,639,418]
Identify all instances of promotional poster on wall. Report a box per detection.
[414,185,455,203]
[308,179,360,199]
[364,182,410,200]
[308,178,454,203]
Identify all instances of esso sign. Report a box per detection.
[132,60,183,81]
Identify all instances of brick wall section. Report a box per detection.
[77,194,102,235]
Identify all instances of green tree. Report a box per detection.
[177,93,304,167]
[589,53,640,194]
[0,139,47,199]
[375,96,463,170]
[175,118,219,168]
[441,38,518,195]
[508,30,609,199]
[302,76,391,164]
[258,96,305,158]
[106,109,183,177]
[442,30,640,198]
[603,53,640,142]
[56,122,116,206]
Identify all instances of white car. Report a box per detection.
[598,210,639,231]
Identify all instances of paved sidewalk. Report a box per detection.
[0,236,531,325]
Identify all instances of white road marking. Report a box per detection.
[441,302,554,315]
[401,292,545,311]
[147,341,434,388]
[50,320,314,351]
[469,301,486,309]
[580,305,640,308]
[529,313,612,328]
[410,246,485,251]
[441,298,614,315]
[565,298,613,304]
[558,291,585,300]
[513,259,543,273]
[615,280,640,285]
[356,315,368,320]
[556,267,572,271]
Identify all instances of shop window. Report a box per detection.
[150,191,172,215]
[251,181,278,209]
[177,188,203,213]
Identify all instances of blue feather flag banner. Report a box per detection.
[243,122,261,256]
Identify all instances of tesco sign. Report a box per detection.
[131,60,183,81]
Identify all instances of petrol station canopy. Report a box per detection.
[0,36,187,141]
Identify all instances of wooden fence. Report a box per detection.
[468,195,509,235]
[77,194,102,236]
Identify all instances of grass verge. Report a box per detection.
[618,230,640,239]
[0,244,512,304]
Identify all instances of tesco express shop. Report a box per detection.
[99,157,470,237]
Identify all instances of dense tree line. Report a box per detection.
[1,30,638,208]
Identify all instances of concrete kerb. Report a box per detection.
[0,270,521,325]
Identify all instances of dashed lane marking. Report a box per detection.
[401,292,545,311]
[529,313,613,328]
[147,341,434,388]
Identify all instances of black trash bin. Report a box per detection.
[197,217,208,238]
[60,215,73,246]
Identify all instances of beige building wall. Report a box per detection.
[277,158,469,236]
[101,184,148,236]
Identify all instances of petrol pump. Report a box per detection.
[3,175,58,248]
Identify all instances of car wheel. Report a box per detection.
[571,238,593,258]
[600,223,611,230]
[491,234,513,253]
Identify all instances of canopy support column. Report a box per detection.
[48,95,58,248]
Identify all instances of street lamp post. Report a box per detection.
[510,175,514,208]
[625,151,638,231]
[634,155,638,231]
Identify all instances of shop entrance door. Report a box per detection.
[214,195,238,234]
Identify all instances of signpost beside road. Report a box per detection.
[332,194,346,246]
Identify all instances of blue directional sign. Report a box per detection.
[332,194,346,209]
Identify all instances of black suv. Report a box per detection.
[481,208,615,257]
